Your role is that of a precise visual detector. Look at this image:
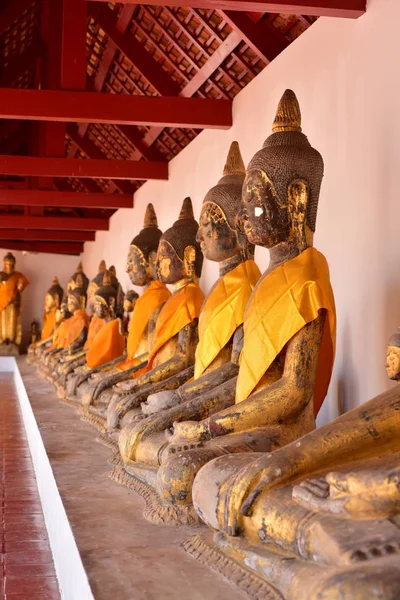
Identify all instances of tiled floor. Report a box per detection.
[0,373,60,600]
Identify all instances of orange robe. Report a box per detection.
[0,272,29,312]
[84,315,105,351]
[65,310,90,348]
[86,319,126,369]
[41,307,57,340]
[116,280,171,372]
[236,247,336,416]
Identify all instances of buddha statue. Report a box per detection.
[38,298,71,378]
[67,261,89,296]
[112,142,261,518]
[29,320,40,345]
[188,331,400,600]
[122,290,139,335]
[104,196,204,433]
[57,271,125,400]
[27,276,64,364]
[0,252,29,355]
[64,203,170,417]
[112,90,336,523]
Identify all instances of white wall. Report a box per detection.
[0,249,79,348]
[81,0,400,422]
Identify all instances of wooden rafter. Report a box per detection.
[0,241,84,255]
[0,230,95,242]
[0,190,134,209]
[0,216,109,231]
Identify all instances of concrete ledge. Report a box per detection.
[0,357,94,600]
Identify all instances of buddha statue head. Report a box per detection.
[3,252,16,275]
[57,297,71,323]
[93,270,118,320]
[386,331,400,380]
[67,272,87,313]
[157,197,203,285]
[44,277,64,314]
[241,89,324,254]
[123,290,139,314]
[126,203,163,287]
[67,262,89,296]
[87,260,107,313]
[29,320,40,343]
[197,142,252,265]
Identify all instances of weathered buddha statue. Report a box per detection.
[27,276,64,364]
[67,261,89,296]
[112,142,261,509]
[87,260,107,315]
[0,252,29,355]
[113,90,336,523]
[38,298,71,378]
[57,271,125,400]
[46,282,89,383]
[104,196,204,432]
[29,320,40,345]
[65,203,170,415]
[122,290,139,335]
[189,332,400,600]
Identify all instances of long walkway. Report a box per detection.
[0,373,60,600]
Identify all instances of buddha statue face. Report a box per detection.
[123,296,137,314]
[3,255,15,275]
[157,240,187,284]
[386,345,400,380]
[125,245,156,287]
[93,296,111,320]
[67,294,80,315]
[44,293,56,314]
[196,202,239,262]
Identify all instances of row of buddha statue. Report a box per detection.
[27,90,400,600]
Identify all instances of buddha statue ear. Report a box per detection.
[288,179,312,246]
[184,245,197,281]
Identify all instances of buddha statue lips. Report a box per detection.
[125,90,336,523]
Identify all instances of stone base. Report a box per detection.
[0,342,20,356]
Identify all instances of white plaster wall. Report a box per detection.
[0,249,79,348]
[81,0,400,423]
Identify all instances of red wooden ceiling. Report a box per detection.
[0,0,365,255]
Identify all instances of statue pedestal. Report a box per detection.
[0,342,20,356]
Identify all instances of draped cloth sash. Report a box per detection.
[41,307,57,340]
[84,315,105,350]
[44,320,68,354]
[66,310,90,348]
[0,272,29,312]
[116,280,171,372]
[236,247,336,416]
[194,260,261,379]
[86,319,125,369]
[145,282,205,372]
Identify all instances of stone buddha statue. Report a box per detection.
[189,331,400,600]
[27,276,64,364]
[0,252,29,355]
[56,271,125,400]
[29,320,40,345]
[111,142,262,520]
[104,197,204,433]
[38,297,72,379]
[67,261,89,296]
[64,203,171,419]
[86,260,124,318]
[112,90,336,523]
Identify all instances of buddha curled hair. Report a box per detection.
[248,89,324,232]
[203,141,246,231]
[131,203,163,261]
[161,197,203,278]
[388,331,400,348]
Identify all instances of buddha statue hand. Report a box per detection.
[115,378,138,394]
[292,476,347,515]
[141,390,177,416]
[165,420,211,445]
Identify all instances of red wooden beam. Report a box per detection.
[0,89,232,129]
[61,0,87,90]
[86,0,366,17]
[0,216,109,231]
[0,190,133,209]
[0,155,168,181]
[0,241,83,255]
[0,230,95,242]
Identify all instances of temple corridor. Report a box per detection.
[0,373,60,600]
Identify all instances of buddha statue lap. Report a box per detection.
[27,276,63,365]
[189,333,400,600]
[0,252,29,355]
[112,90,336,524]
[56,271,125,402]
[103,197,204,434]
[112,142,263,518]
[66,204,171,420]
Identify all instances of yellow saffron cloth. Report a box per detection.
[41,307,57,340]
[84,315,105,350]
[0,272,29,312]
[145,282,205,372]
[66,310,90,347]
[86,318,125,369]
[116,280,171,372]
[236,247,336,416]
[194,260,261,379]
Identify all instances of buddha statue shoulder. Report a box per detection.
[189,330,400,600]
[66,204,170,416]
[112,142,261,516]
[111,90,336,524]
[105,196,204,433]
[27,276,63,364]
[0,252,29,355]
